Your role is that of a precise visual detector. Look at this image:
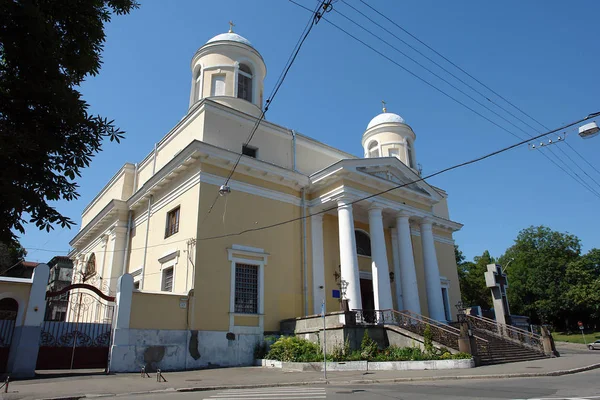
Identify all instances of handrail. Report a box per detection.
[46,283,115,302]
[467,314,541,339]
[389,310,461,337]
[398,310,490,343]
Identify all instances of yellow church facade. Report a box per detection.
[69,29,463,369]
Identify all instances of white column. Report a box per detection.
[368,205,394,310]
[337,197,362,310]
[420,218,446,321]
[390,228,403,310]
[395,212,421,314]
[311,213,325,315]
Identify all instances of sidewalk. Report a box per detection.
[3,343,599,400]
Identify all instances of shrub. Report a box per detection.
[360,331,378,360]
[423,325,434,355]
[265,336,322,362]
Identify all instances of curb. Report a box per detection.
[35,362,600,400]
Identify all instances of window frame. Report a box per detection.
[237,64,253,102]
[355,230,372,257]
[367,140,380,158]
[234,263,259,314]
[242,144,258,158]
[210,74,226,96]
[161,266,174,292]
[165,206,180,238]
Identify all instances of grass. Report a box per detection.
[552,330,600,344]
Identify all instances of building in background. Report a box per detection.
[45,256,74,321]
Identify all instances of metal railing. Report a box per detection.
[465,314,544,354]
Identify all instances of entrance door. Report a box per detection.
[36,284,115,370]
[0,298,18,373]
[360,278,375,323]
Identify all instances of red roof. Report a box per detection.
[21,261,39,268]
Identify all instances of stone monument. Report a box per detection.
[484,264,511,325]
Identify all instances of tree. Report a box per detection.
[564,248,600,324]
[499,226,581,327]
[0,241,27,274]
[0,0,139,245]
[455,245,495,309]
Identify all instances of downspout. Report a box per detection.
[291,130,297,172]
[152,143,158,175]
[301,188,308,316]
[121,163,138,276]
[140,194,153,289]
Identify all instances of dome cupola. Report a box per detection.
[188,22,267,118]
[361,101,418,172]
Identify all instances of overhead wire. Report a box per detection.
[199,0,331,226]
[289,0,600,197]
[350,0,600,194]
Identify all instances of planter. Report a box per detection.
[256,358,474,371]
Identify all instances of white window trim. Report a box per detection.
[227,246,269,334]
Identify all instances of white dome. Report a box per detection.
[367,112,405,130]
[206,32,253,47]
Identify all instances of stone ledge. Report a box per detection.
[256,358,474,371]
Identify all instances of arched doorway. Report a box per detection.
[0,298,18,373]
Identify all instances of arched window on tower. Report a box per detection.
[367,141,379,158]
[194,68,202,100]
[355,230,371,257]
[406,141,415,168]
[237,64,253,102]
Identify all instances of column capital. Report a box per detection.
[420,216,435,226]
[395,210,413,220]
[336,195,357,209]
[367,203,384,216]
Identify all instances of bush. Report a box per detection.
[423,325,434,355]
[265,336,322,362]
[360,331,378,360]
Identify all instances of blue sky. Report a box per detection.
[21,0,600,263]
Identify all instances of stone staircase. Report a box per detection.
[472,328,548,365]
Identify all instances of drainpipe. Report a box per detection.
[121,163,138,276]
[291,130,297,172]
[152,143,158,175]
[140,194,153,289]
[301,188,308,316]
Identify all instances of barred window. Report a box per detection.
[162,267,174,292]
[234,263,258,314]
[165,207,180,238]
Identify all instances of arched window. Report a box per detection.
[367,141,379,158]
[355,230,371,257]
[406,141,415,168]
[0,298,18,320]
[194,68,202,100]
[237,63,253,102]
[84,253,96,281]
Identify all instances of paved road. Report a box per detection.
[114,368,600,400]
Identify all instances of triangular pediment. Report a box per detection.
[356,165,432,196]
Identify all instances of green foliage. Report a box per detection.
[423,325,434,355]
[360,331,378,360]
[0,241,27,274]
[456,248,495,309]
[263,336,472,362]
[265,336,323,362]
[0,0,139,245]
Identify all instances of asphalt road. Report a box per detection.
[115,368,600,400]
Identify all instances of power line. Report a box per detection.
[565,140,600,177]
[353,0,600,194]
[200,0,332,224]
[195,112,600,242]
[289,0,600,197]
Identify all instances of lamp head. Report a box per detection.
[578,122,599,139]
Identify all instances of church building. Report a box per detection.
[69,27,463,368]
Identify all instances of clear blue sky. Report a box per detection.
[21,0,600,263]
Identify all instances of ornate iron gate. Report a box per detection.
[0,299,18,373]
[36,284,115,370]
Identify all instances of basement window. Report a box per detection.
[242,145,257,158]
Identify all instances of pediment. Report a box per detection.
[356,165,432,197]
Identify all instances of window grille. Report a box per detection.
[162,267,174,292]
[165,207,180,238]
[235,263,258,314]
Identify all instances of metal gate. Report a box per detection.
[36,284,115,370]
[0,298,18,373]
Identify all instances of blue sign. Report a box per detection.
[332,289,340,299]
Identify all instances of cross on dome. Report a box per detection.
[381,100,387,113]
[228,21,235,33]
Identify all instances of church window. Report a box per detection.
[161,267,174,292]
[242,144,257,158]
[165,206,180,238]
[406,141,415,168]
[211,74,226,96]
[389,148,400,159]
[355,230,371,257]
[234,263,258,314]
[368,141,379,158]
[194,68,202,100]
[441,286,451,321]
[237,64,253,102]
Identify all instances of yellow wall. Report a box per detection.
[193,180,303,332]
[130,291,188,330]
[81,166,134,228]
[0,281,31,326]
[436,241,461,321]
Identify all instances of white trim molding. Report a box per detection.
[227,245,269,334]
